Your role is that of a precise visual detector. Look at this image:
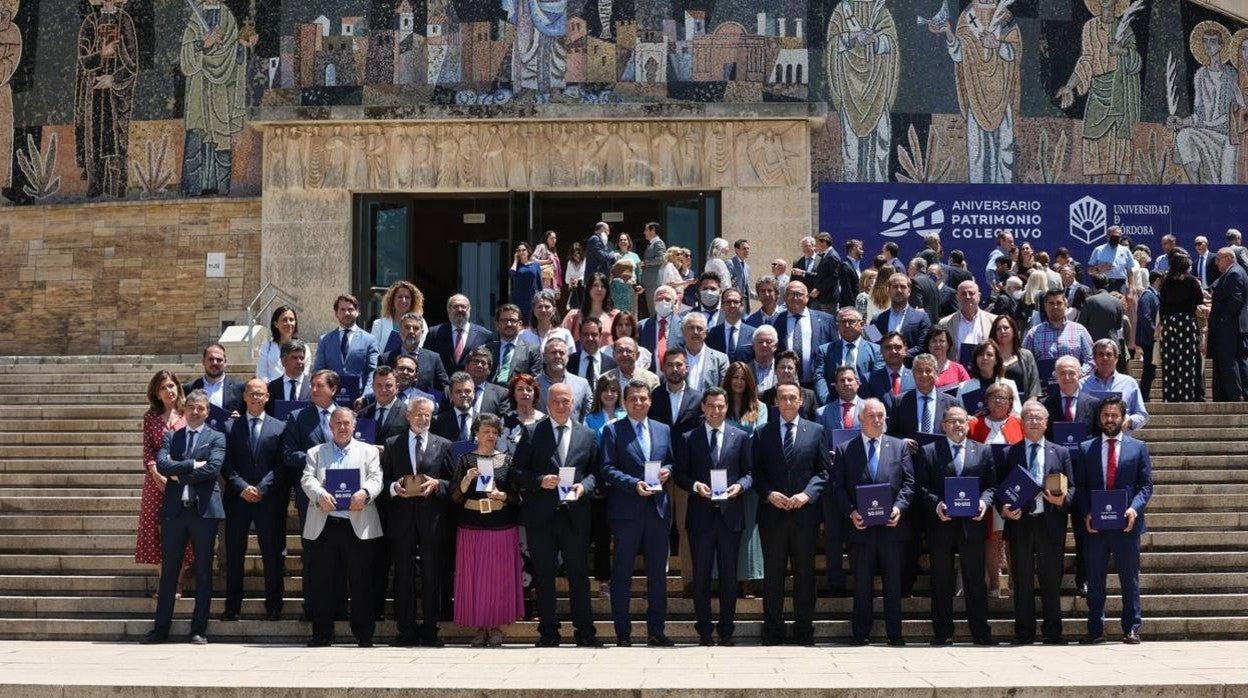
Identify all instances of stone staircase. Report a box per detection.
[0,356,1245,642]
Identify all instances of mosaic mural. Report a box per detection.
[0,0,1244,205]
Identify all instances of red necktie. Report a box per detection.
[841,401,853,429]
[1064,396,1074,422]
[1106,437,1118,489]
[891,371,901,397]
[453,327,467,364]
[656,318,667,370]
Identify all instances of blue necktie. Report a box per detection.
[340,328,350,365]
[867,438,879,480]
[458,412,470,441]
[183,430,198,503]
[636,421,650,458]
[1029,443,1043,514]
[249,417,261,455]
[783,423,796,463]
[952,443,963,476]
[921,395,932,433]
[319,409,331,442]
[728,325,737,353]
[710,428,720,467]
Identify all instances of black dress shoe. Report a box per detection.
[307,639,332,647]
[1010,637,1034,646]
[793,635,815,647]
[390,635,420,647]
[1078,634,1105,645]
[832,587,853,598]
[848,637,869,647]
[265,611,282,621]
[535,635,561,648]
[575,635,604,648]
[616,636,632,648]
[419,635,445,648]
[219,611,239,622]
[929,638,954,646]
[299,612,312,622]
[647,634,675,647]
[1123,631,1141,645]
[717,636,735,647]
[760,634,784,646]
[357,639,374,648]
[140,631,168,645]
[1043,637,1069,646]
[887,637,906,647]
[698,635,714,647]
[973,638,999,647]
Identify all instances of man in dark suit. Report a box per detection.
[808,232,841,313]
[838,239,865,310]
[379,312,450,394]
[773,280,837,387]
[266,339,310,414]
[1209,248,1248,402]
[462,347,512,417]
[745,277,783,328]
[944,250,975,290]
[381,396,454,647]
[887,354,959,439]
[281,369,347,620]
[760,351,818,422]
[184,343,245,416]
[483,303,542,385]
[567,316,615,386]
[1134,271,1161,403]
[870,274,931,362]
[601,380,675,647]
[999,400,1074,646]
[1043,355,1099,596]
[790,235,819,280]
[908,258,942,324]
[221,379,287,622]
[143,390,226,645]
[814,307,883,403]
[673,387,753,646]
[707,288,756,362]
[1060,265,1090,312]
[834,398,914,646]
[1193,236,1219,287]
[356,366,408,619]
[639,286,682,372]
[916,406,996,645]
[391,355,439,409]
[1076,273,1125,344]
[585,221,618,281]
[728,239,754,314]
[1076,397,1153,645]
[864,332,915,403]
[817,366,864,596]
[431,372,477,443]
[511,383,603,647]
[427,294,495,374]
[649,347,702,593]
[312,294,380,398]
[753,383,830,646]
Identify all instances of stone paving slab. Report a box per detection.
[0,641,1247,696]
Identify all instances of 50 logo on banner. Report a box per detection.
[880,199,945,238]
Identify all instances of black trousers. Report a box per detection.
[590,496,612,581]
[223,500,285,615]
[294,489,347,617]
[154,506,219,637]
[928,528,990,642]
[390,514,447,640]
[759,509,817,640]
[1069,508,1087,587]
[527,508,595,639]
[1137,341,1156,403]
[372,499,391,619]
[304,518,376,643]
[821,497,846,588]
[1007,515,1066,642]
[689,515,742,640]
[849,529,904,641]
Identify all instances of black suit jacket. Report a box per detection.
[1211,264,1248,334]
[910,273,942,324]
[938,284,958,318]
[567,350,616,382]
[761,385,817,422]
[484,338,543,385]
[156,426,227,520]
[998,440,1074,544]
[511,419,599,528]
[265,374,310,415]
[648,385,704,441]
[1042,391,1100,440]
[281,403,336,481]
[870,308,932,361]
[752,417,829,525]
[916,439,995,541]
[886,389,960,439]
[833,434,915,543]
[945,265,974,290]
[838,258,862,309]
[674,423,754,533]
[477,382,510,416]
[380,430,454,529]
[431,408,474,443]
[811,251,840,305]
[358,399,410,445]
[222,412,286,501]
[427,322,495,373]
[183,375,245,415]
[380,347,451,393]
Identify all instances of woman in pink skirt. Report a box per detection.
[451,413,524,647]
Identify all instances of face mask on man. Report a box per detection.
[700,290,721,308]
[654,300,674,318]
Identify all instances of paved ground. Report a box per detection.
[1,640,1247,695]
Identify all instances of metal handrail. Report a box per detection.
[244,282,304,356]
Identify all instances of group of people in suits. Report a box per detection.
[139,228,1167,648]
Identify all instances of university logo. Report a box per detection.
[1070,195,1107,245]
[958,491,967,499]
[880,199,945,239]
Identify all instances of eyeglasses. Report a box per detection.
[1022,415,1047,423]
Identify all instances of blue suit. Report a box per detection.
[674,423,753,640]
[153,425,226,638]
[706,321,755,363]
[1076,434,1153,638]
[638,315,681,372]
[870,307,932,361]
[752,417,829,642]
[312,325,379,396]
[813,338,883,404]
[833,434,915,642]
[744,307,781,328]
[865,365,915,403]
[221,412,287,617]
[601,418,674,639]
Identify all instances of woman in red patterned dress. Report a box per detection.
[135,370,193,597]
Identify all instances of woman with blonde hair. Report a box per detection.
[370,280,426,350]
[854,268,878,320]
[865,268,893,323]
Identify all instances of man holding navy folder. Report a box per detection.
[833,398,914,647]
[998,400,1073,646]
[916,406,996,645]
[1076,397,1152,645]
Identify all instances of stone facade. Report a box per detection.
[0,198,260,355]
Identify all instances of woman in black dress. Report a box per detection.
[1159,251,1206,402]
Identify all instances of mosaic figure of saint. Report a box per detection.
[1056,0,1141,184]
[1169,21,1238,184]
[825,0,900,183]
[928,0,1020,183]
[0,0,21,202]
[503,0,567,97]
[76,0,138,198]
[179,0,248,196]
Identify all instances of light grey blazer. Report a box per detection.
[301,439,384,541]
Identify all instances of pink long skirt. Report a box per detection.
[453,526,525,629]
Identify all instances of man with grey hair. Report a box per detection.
[750,324,780,392]
[681,311,729,391]
[1209,247,1248,401]
[814,306,882,404]
[536,337,592,420]
[792,235,819,279]
[267,339,310,408]
[1193,236,1218,287]
[602,336,661,393]
[908,257,942,323]
[1080,339,1149,431]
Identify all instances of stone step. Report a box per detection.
[0,615,1243,642]
[0,420,141,433]
[0,473,143,487]
[1141,403,1248,415]
[1143,494,1248,511]
[0,515,137,533]
[0,497,140,514]
[0,459,139,473]
[0,445,139,459]
[0,432,137,446]
[1143,442,1248,455]
[1134,428,1248,441]
[0,406,148,419]
[0,395,146,406]
[0,384,151,396]
[1143,415,1248,428]
[1154,470,1248,484]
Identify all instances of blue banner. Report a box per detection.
[818,183,1248,283]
